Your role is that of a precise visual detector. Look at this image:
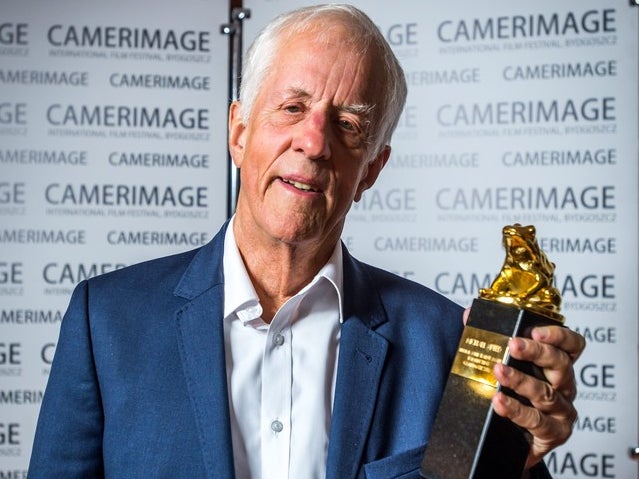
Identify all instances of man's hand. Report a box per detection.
[491,325,586,469]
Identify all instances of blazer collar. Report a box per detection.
[174,220,228,300]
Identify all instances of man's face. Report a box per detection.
[229,28,389,249]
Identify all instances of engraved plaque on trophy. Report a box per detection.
[420,224,565,479]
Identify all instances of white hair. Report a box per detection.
[239,4,407,156]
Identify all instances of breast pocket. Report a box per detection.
[363,445,425,479]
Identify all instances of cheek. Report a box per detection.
[246,132,287,173]
[240,161,263,194]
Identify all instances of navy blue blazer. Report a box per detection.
[29,224,549,478]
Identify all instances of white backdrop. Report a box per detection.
[1,0,638,477]
[1,0,229,473]
[241,1,639,478]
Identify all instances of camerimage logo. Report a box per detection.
[436,9,617,54]
[44,183,210,220]
[107,230,209,248]
[373,236,478,254]
[109,72,210,92]
[388,151,479,169]
[108,151,210,169]
[501,148,617,168]
[502,59,617,82]
[47,24,212,63]
[436,185,616,224]
[0,22,28,56]
[437,97,617,138]
[46,103,211,142]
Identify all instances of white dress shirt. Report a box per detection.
[222,219,343,479]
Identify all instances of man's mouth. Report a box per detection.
[281,178,320,193]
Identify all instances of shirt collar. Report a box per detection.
[222,216,344,324]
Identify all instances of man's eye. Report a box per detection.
[284,104,302,113]
[337,119,356,131]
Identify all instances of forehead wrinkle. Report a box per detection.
[274,29,376,100]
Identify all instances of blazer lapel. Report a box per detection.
[326,249,389,479]
[174,225,235,479]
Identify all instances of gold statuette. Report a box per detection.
[479,223,564,323]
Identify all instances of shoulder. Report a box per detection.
[87,222,228,295]
[350,256,462,318]
[344,254,464,351]
[89,247,201,293]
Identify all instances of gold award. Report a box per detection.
[479,223,564,323]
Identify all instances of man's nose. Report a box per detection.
[292,110,331,160]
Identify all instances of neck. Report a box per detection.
[232,216,339,323]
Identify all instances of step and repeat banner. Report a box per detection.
[1,0,229,473]
[242,1,639,478]
[1,0,638,476]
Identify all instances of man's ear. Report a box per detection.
[354,145,391,202]
[228,101,246,168]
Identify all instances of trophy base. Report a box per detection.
[420,298,559,479]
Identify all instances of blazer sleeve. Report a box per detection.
[28,280,105,478]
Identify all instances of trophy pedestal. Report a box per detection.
[420,298,558,479]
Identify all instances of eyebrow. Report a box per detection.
[342,103,375,116]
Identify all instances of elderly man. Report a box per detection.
[29,4,584,479]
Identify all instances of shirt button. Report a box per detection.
[273,333,285,347]
[271,420,283,433]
